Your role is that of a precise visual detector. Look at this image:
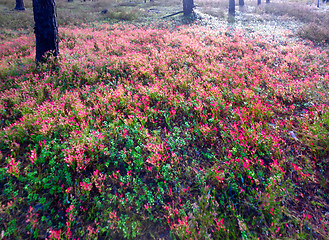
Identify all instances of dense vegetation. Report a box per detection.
[0,4,329,239]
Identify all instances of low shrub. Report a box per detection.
[298,22,329,44]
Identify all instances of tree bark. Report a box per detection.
[239,0,244,6]
[257,0,261,5]
[183,0,194,16]
[32,0,59,62]
[266,0,270,3]
[14,0,25,10]
[229,0,235,15]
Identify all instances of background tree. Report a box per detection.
[32,0,59,62]
[258,0,261,5]
[183,0,194,15]
[229,0,235,15]
[239,0,244,6]
[14,0,25,10]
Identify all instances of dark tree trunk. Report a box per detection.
[239,0,244,6]
[68,0,73,2]
[183,0,194,15]
[257,0,261,5]
[14,0,25,10]
[266,0,270,3]
[32,0,59,62]
[229,0,235,15]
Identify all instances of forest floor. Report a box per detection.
[0,0,329,239]
[0,0,329,44]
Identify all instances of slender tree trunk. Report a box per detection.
[32,0,59,62]
[266,0,270,3]
[68,0,73,2]
[183,0,194,15]
[229,0,235,15]
[239,0,244,6]
[257,0,261,5]
[14,0,25,10]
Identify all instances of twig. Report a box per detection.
[162,10,184,19]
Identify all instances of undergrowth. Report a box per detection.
[0,23,329,239]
